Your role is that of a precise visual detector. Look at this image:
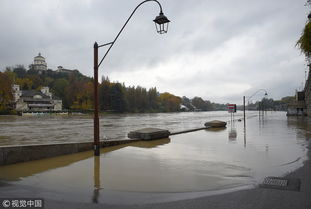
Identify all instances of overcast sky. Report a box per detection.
[0,0,309,104]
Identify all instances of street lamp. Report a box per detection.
[154,12,170,34]
[246,89,268,106]
[243,89,268,126]
[93,0,170,156]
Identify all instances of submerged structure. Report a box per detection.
[287,91,306,116]
[287,65,311,116]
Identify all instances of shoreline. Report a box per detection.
[0,142,310,209]
[0,141,310,209]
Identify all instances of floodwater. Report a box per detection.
[0,111,310,203]
[0,111,245,146]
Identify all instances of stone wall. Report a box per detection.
[304,68,311,116]
[53,100,62,111]
[0,139,140,165]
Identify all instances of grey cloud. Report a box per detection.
[0,0,309,104]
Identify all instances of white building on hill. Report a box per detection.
[29,53,47,72]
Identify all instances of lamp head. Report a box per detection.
[153,12,170,34]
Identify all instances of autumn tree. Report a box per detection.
[70,81,93,110]
[0,72,13,112]
[158,92,181,112]
[3,69,16,83]
[1,65,189,113]
[16,78,33,90]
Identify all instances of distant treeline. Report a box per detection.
[0,65,182,113]
[245,97,295,111]
[0,65,294,114]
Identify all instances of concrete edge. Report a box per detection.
[0,124,227,166]
[0,139,140,166]
[170,127,208,135]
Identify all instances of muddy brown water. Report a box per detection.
[0,111,310,203]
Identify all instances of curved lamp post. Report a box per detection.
[93,0,170,156]
[247,89,268,103]
[243,89,268,127]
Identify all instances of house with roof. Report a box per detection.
[12,85,62,111]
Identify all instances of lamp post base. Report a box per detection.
[94,145,100,156]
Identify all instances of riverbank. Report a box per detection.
[0,112,309,208]
[0,138,310,209]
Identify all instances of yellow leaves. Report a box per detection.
[16,78,33,90]
[0,72,13,108]
[158,92,182,112]
[70,81,93,110]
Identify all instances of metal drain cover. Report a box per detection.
[260,177,301,191]
[263,177,288,187]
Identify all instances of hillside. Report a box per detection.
[0,65,291,114]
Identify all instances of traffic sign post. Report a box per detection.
[228,104,237,122]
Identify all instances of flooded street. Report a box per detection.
[0,111,310,203]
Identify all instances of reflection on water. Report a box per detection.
[0,138,171,182]
[205,127,227,132]
[228,121,237,142]
[0,112,309,202]
[130,138,170,148]
[93,156,100,204]
[0,150,93,181]
[243,126,247,148]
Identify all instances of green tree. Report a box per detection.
[297,21,311,61]
[13,65,27,78]
[99,76,111,111]
[148,87,159,111]
[125,86,136,112]
[297,2,311,61]
[191,97,213,111]
[281,96,295,103]
[52,78,69,107]
[110,83,127,112]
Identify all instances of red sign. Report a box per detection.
[228,104,236,113]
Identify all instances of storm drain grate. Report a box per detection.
[260,177,301,191]
[263,177,288,187]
